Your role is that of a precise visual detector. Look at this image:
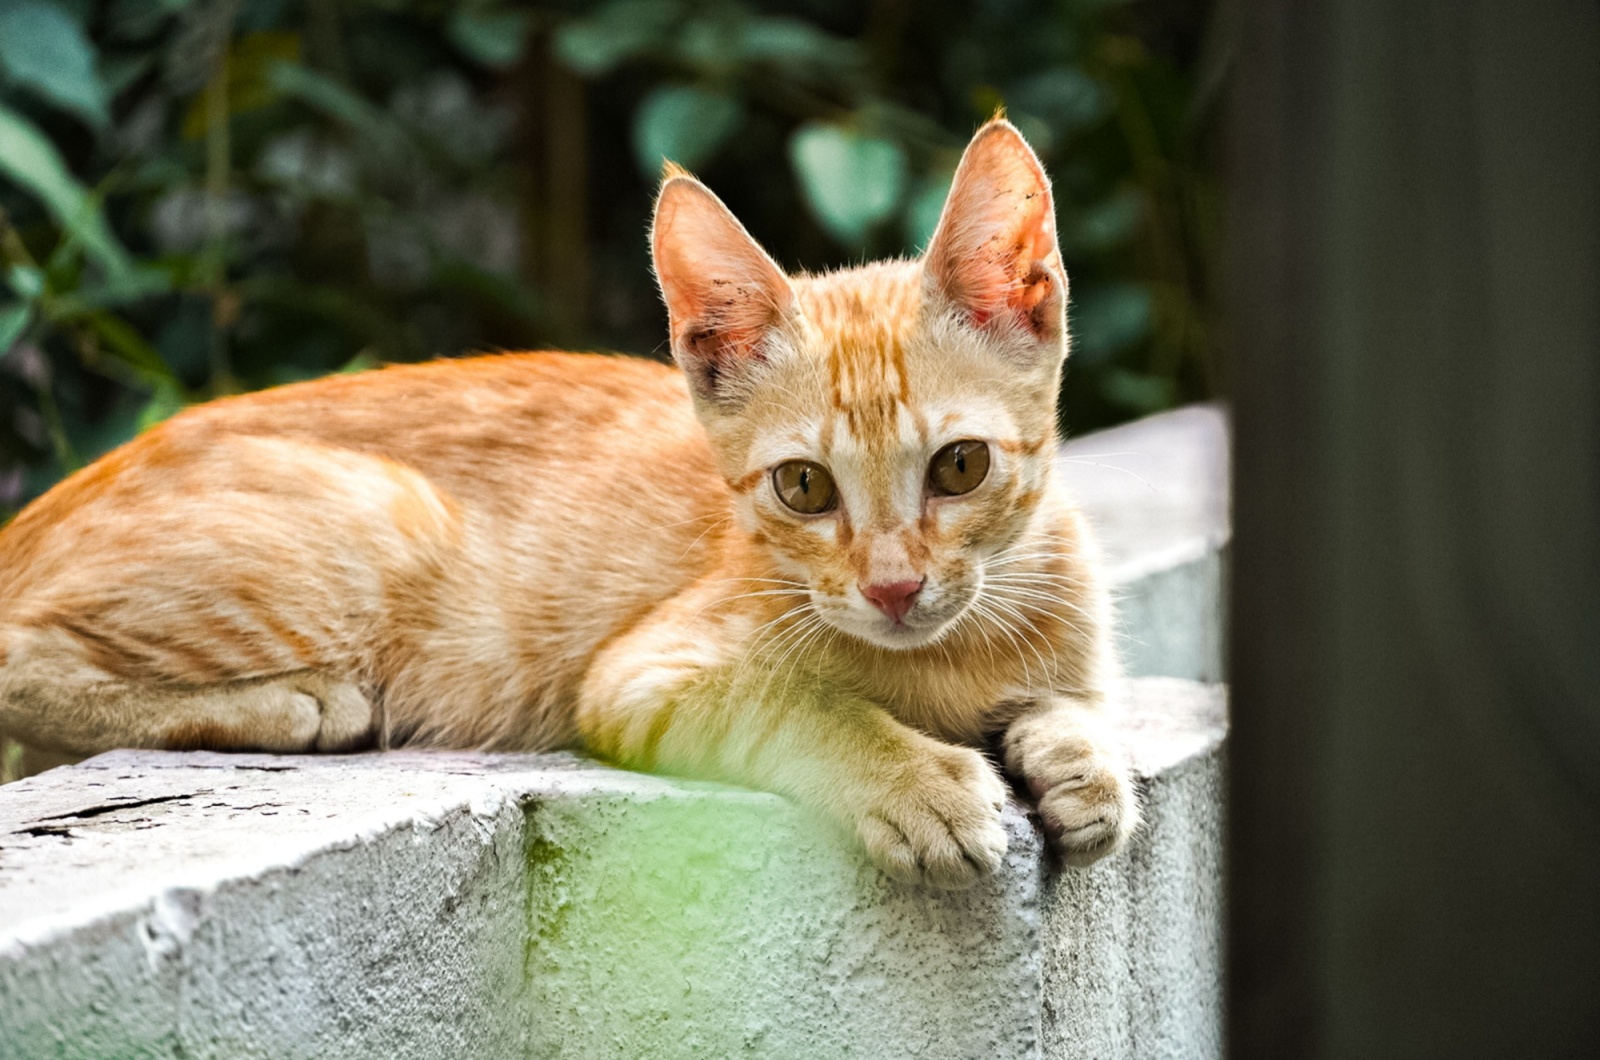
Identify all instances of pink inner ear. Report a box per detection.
[927,124,1064,339]
[652,176,794,398]
[941,197,1061,337]
[675,288,780,375]
[963,242,1059,334]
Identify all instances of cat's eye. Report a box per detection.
[928,440,991,496]
[772,460,838,514]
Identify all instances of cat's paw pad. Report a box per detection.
[857,744,1008,890]
[1007,732,1139,868]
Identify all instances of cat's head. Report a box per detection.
[652,119,1067,651]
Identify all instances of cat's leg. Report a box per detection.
[0,434,455,756]
[1001,695,1140,866]
[156,672,374,752]
[575,596,1009,889]
[0,626,374,755]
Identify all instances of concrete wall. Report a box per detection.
[1062,404,1230,685]
[0,405,1229,1059]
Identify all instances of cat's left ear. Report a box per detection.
[652,171,796,406]
[923,119,1066,351]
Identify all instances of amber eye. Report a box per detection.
[928,440,991,496]
[772,460,838,514]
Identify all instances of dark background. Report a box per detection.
[0,0,1223,518]
[1229,1,1600,1056]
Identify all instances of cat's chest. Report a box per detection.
[853,657,1023,746]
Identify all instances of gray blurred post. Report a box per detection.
[1228,2,1600,1057]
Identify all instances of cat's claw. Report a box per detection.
[857,743,1008,890]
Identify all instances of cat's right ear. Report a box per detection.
[652,174,795,406]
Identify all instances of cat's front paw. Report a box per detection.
[856,742,1008,890]
[1004,717,1139,868]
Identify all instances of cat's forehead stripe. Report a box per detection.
[795,262,921,417]
[825,324,908,415]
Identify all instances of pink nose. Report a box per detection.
[861,579,924,623]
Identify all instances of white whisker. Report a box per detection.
[676,515,737,560]
[1058,457,1158,492]
[981,593,1057,683]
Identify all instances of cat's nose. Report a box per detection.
[861,579,924,623]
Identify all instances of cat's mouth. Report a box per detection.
[818,589,972,651]
[874,619,947,647]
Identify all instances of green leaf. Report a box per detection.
[632,86,741,179]
[1071,282,1153,362]
[903,173,952,253]
[0,0,109,127]
[0,103,131,276]
[738,17,856,70]
[447,9,531,70]
[47,265,172,314]
[554,1,673,76]
[789,123,906,247]
[1100,368,1177,414]
[136,377,185,432]
[90,265,173,307]
[269,61,383,135]
[268,61,407,158]
[0,301,31,353]
[6,263,45,299]
[674,19,735,72]
[84,310,177,388]
[337,350,378,375]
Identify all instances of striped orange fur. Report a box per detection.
[0,120,1137,885]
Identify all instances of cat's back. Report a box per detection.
[0,352,725,607]
[174,351,709,495]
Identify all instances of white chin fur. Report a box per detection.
[828,612,958,652]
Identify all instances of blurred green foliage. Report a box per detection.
[0,0,1224,518]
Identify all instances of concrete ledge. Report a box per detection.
[0,678,1223,1059]
[1043,682,1226,1059]
[1060,404,1230,684]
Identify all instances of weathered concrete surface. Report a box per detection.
[1052,404,1232,1056]
[1060,404,1231,683]
[0,679,1222,1060]
[1042,680,1226,1060]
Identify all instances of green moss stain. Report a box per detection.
[521,801,575,981]
[515,790,869,1056]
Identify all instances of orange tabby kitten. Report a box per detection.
[0,120,1135,886]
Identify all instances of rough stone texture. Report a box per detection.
[0,678,1221,1060]
[0,404,1231,1058]
[1043,405,1230,1057]
[1041,681,1227,1060]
